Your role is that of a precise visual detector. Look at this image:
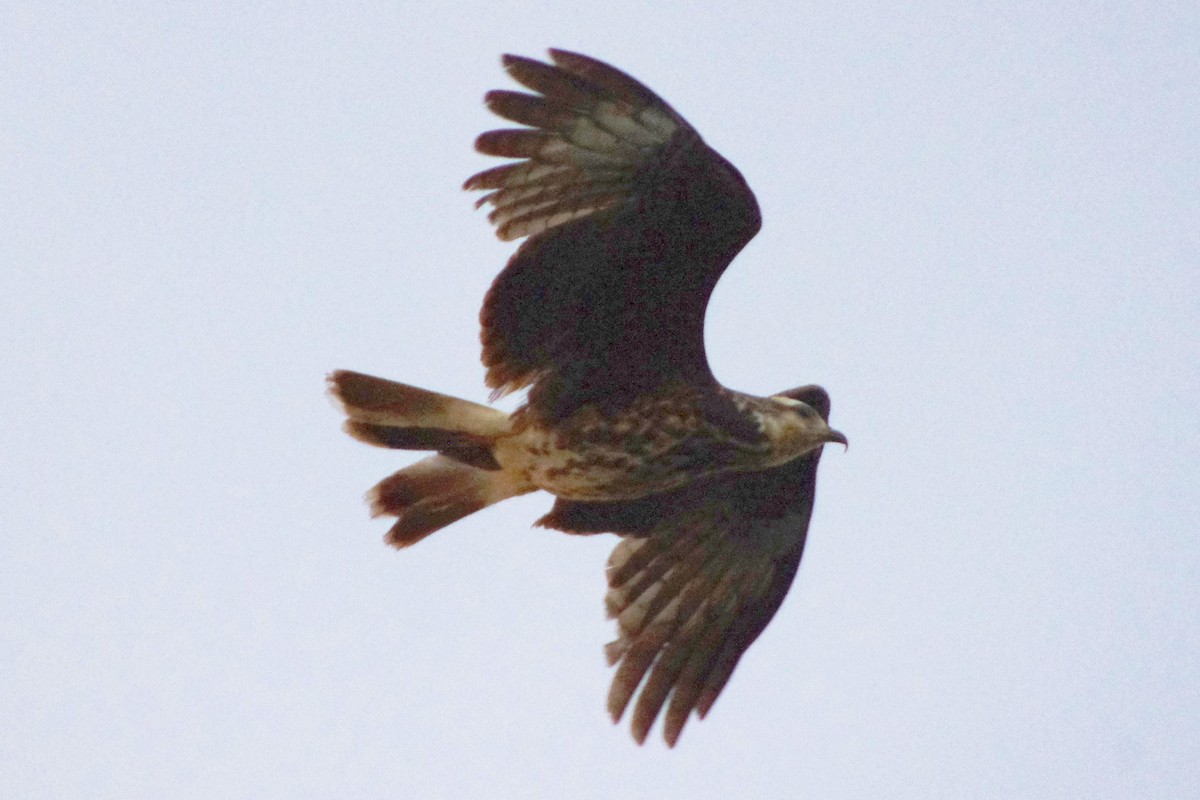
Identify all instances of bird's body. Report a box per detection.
[501,383,836,501]
[330,49,846,746]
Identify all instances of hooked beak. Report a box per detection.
[825,427,848,450]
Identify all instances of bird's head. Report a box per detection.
[770,387,847,453]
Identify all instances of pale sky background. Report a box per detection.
[3,3,1198,798]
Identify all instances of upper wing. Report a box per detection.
[537,385,833,746]
[465,50,762,419]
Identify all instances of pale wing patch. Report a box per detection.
[592,101,674,145]
[465,52,687,242]
[602,514,786,746]
[636,107,679,140]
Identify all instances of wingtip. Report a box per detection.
[481,89,503,110]
[327,370,354,413]
[546,47,576,63]
[500,52,533,73]
[611,708,653,746]
[498,49,592,85]
[546,48,597,71]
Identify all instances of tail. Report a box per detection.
[328,370,532,546]
[367,454,528,548]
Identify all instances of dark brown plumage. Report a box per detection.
[541,385,831,746]
[466,51,761,418]
[330,49,845,746]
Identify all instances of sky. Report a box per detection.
[3,2,1198,798]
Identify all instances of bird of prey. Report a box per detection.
[329,49,846,746]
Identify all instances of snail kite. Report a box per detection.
[330,49,846,746]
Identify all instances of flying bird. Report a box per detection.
[330,49,846,746]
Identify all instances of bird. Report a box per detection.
[329,49,846,746]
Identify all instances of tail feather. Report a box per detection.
[344,421,500,470]
[331,371,532,545]
[369,456,508,547]
[330,370,509,436]
[329,370,511,469]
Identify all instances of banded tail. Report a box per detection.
[329,370,532,547]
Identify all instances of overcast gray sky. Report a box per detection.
[3,3,1198,798]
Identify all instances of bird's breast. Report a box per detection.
[495,390,781,501]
